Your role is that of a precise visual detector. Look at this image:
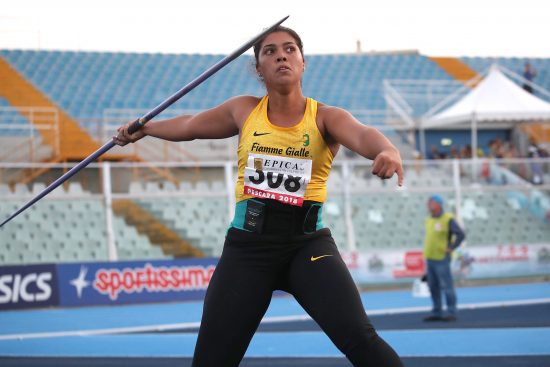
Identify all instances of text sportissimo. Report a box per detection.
[93,263,215,300]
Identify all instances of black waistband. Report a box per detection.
[239,199,323,235]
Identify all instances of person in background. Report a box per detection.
[528,138,545,185]
[449,146,460,159]
[522,62,537,94]
[423,194,465,322]
[427,144,441,160]
[460,144,472,159]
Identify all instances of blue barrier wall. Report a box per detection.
[0,258,218,310]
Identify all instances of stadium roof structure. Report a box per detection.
[422,64,550,128]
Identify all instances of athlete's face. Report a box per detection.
[256,32,305,87]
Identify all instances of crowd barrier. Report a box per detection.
[2,244,549,310]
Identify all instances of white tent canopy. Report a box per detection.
[420,64,550,158]
[423,64,550,128]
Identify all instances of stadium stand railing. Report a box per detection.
[1,159,549,265]
[0,99,58,162]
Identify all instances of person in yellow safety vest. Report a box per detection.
[423,194,465,322]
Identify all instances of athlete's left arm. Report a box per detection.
[322,106,404,186]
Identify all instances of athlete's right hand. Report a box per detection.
[113,121,147,146]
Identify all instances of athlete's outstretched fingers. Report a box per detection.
[386,164,399,179]
[372,149,404,183]
[381,165,393,179]
[379,164,395,180]
[371,155,384,177]
[396,164,404,186]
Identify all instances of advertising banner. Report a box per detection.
[0,264,59,310]
[341,249,426,285]
[341,243,550,285]
[57,258,217,307]
[2,243,548,309]
[452,243,550,279]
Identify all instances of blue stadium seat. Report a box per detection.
[0,97,35,137]
[1,49,457,133]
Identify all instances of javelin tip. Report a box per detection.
[277,15,290,26]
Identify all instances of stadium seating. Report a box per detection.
[349,184,550,250]
[0,97,34,136]
[137,195,229,257]
[5,50,549,162]
[315,162,549,251]
[0,98,56,161]
[1,169,549,266]
[113,216,167,260]
[0,50,452,131]
[0,183,171,265]
[119,165,550,256]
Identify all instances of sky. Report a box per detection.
[1,0,549,58]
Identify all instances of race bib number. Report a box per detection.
[244,153,312,206]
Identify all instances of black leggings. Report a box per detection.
[192,227,403,367]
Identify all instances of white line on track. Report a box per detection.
[1,298,549,341]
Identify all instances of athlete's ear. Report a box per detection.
[258,62,268,77]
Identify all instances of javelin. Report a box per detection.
[0,16,289,228]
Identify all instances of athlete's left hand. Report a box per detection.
[371,148,404,186]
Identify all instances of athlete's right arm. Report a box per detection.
[114,96,257,146]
